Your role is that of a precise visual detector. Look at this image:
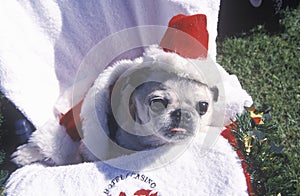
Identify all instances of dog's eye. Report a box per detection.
[197,101,208,116]
[149,98,168,113]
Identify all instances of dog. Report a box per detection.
[108,68,217,152]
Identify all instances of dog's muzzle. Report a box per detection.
[171,109,193,124]
[164,109,196,138]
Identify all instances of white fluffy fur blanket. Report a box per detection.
[6,133,249,195]
[1,0,254,195]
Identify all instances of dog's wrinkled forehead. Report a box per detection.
[113,60,218,107]
[132,77,210,103]
[164,77,210,101]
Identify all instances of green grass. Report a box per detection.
[217,7,300,195]
[0,151,8,196]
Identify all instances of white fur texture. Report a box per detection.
[12,119,82,166]
[6,132,248,196]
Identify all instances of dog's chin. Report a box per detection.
[158,126,195,143]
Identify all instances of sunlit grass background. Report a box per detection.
[217,7,300,195]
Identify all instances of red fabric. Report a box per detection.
[59,100,84,141]
[160,14,209,59]
[221,123,255,196]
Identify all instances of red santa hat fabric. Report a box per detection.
[160,14,209,59]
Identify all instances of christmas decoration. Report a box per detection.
[223,104,283,195]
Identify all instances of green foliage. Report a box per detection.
[217,7,300,195]
[231,107,285,195]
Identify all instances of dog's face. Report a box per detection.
[113,71,217,151]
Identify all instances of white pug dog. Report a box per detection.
[12,46,251,166]
[109,68,217,151]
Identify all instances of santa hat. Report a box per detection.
[160,14,209,59]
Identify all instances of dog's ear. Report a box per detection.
[129,82,156,124]
[129,91,146,124]
[107,84,119,139]
[209,86,219,102]
[129,94,138,122]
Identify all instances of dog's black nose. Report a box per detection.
[171,109,192,123]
